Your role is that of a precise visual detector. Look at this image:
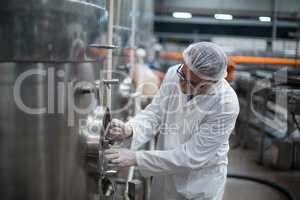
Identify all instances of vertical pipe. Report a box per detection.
[99,1,114,197]
[106,0,114,109]
[271,0,278,52]
[295,37,299,68]
[115,0,121,28]
[295,14,300,67]
[145,140,155,200]
[130,0,138,122]
[129,0,137,78]
[125,1,137,198]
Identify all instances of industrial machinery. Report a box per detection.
[231,53,300,171]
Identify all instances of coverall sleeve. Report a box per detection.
[135,108,239,177]
[128,68,174,150]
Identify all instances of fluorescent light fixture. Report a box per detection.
[214,14,233,20]
[68,0,103,9]
[172,12,192,19]
[259,16,271,22]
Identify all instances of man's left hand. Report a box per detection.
[104,148,137,168]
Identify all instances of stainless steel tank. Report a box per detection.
[0,1,109,200]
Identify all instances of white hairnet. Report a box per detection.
[182,42,228,81]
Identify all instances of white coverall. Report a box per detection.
[128,65,240,200]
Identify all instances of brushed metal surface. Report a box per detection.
[0,1,107,199]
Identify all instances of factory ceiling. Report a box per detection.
[154,0,300,42]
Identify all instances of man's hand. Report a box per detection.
[104,148,137,168]
[106,119,133,140]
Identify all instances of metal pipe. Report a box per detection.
[125,0,137,198]
[294,12,300,68]
[272,0,278,51]
[129,0,137,78]
[105,0,114,109]
[145,140,155,200]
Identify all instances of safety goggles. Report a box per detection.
[176,64,197,87]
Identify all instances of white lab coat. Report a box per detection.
[128,65,239,200]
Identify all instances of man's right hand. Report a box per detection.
[106,119,133,140]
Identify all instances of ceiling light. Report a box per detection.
[259,16,271,22]
[214,14,233,20]
[172,12,192,19]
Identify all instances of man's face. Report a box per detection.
[177,64,215,95]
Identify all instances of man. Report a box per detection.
[105,42,239,200]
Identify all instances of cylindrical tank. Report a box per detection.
[0,1,108,200]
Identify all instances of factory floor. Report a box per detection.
[223,148,300,200]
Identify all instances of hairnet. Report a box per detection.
[182,42,228,81]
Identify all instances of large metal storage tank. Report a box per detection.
[0,0,108,200]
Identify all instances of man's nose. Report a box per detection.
[179,79,186,87]
[180,80,189,91]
